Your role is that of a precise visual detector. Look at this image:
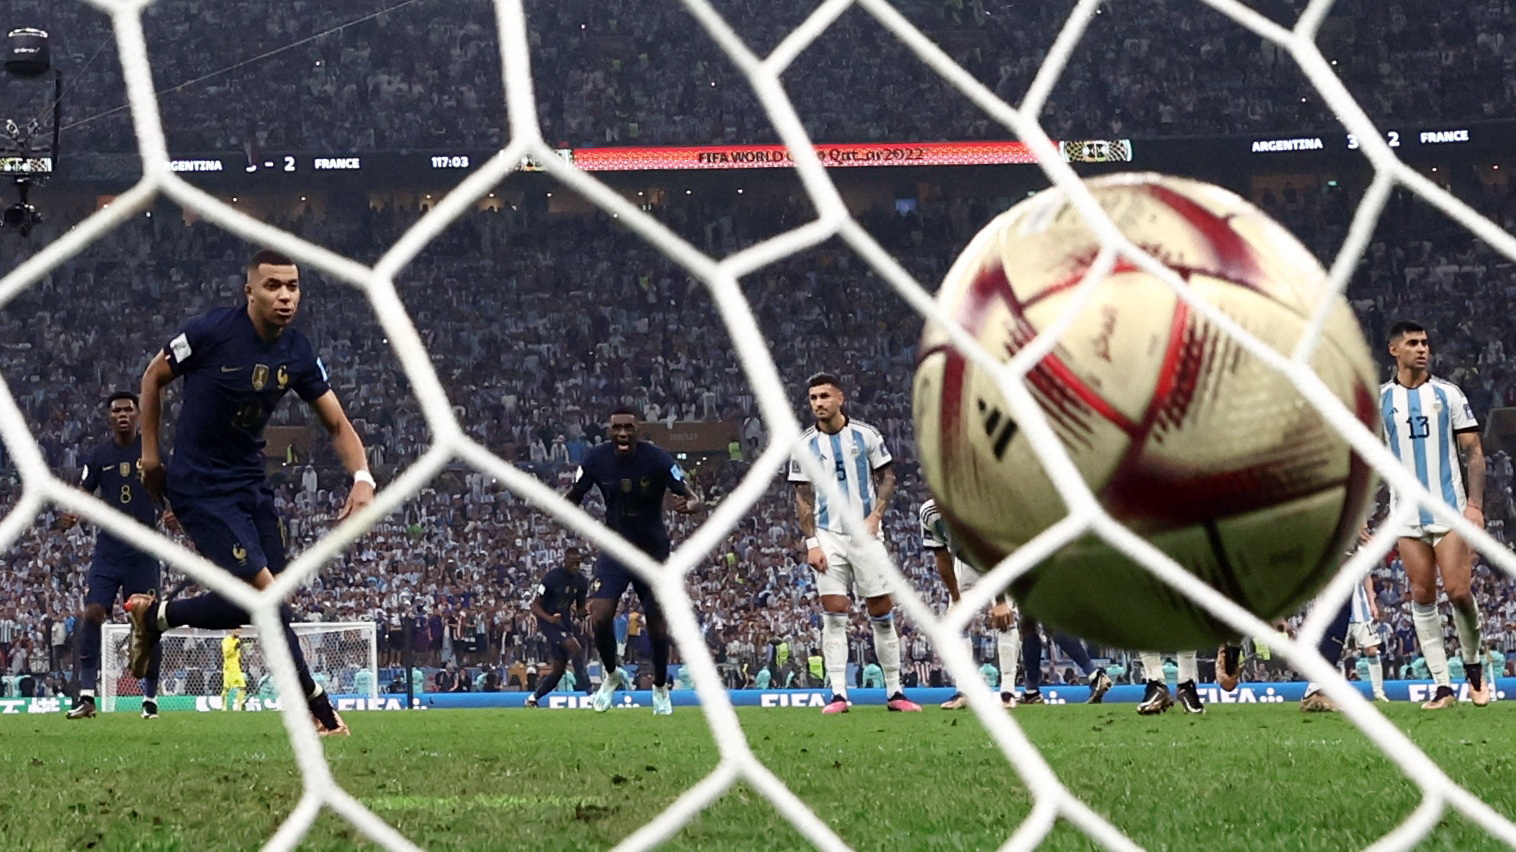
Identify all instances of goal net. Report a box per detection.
[98,621,379,714]
[0,0,1512,849]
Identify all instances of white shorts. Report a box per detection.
[813,528,893,600]
[954,559,985,593]
[1347,621,1381,651]
[955,559,1017,626]
[1400,523,1452,547]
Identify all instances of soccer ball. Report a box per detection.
[911,173,1379,649]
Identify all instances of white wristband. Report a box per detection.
[352,470,376,488]
[805,537,819,550]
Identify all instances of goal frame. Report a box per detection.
[99,620,379,713]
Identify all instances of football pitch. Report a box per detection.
[4,705,1515,850]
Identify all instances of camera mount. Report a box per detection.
[2,27,61,237]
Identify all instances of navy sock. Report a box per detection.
[1022,626,1043,692]
[533,665,565,700]
[78,617,101,691]
[1317,596,1352,665]
[1051,631,1096,676]
[649,631,670,688]
[594,618,618,673]
[165,594,246,631]
[571,652,589,693]
[143,641,162,695]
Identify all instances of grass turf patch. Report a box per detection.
[1,704,1513,849]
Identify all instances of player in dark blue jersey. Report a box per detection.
[525,549,591,708]
[566,407,701,715]
[127,249,375,736]
[59,392,173,720]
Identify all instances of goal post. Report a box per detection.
[99,621,379,714]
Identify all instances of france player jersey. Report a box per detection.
[79,435,159,565]
[163,306,330,496]
[535,565,589,620]
[1379,377,1477,525]
[788,418,892,535]
[568,441,691,553]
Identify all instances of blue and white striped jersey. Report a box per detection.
[920,498,972,568]
[919,498,952,551]
[1350,576,1374,624]
[1379,377,1478,524]
[788,418,892,535]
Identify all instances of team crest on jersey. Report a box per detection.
[1432,398,1444,412]
[620,478,633,493]
[276,365,289,389]
[118,462,131,476]
[251,365,270,391]
[232,543,248,565]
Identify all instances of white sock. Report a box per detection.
[822,612,849,698]
[1452,602,1483,664]
[952,637,972,690]
[870,612,903,696]
[1140,651,1164,683]
[155,602,169,632]
[79,689,95,699]
[1412,603,1451,687]
[1367,654,1384,696]
[996,628,1020,695]
[1176,651,1198,684]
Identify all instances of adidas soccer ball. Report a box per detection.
[911,173,1379,649]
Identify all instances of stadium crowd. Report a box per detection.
[1,168,1516,699]
[0,0,1514,700]
[1,0,1511,156]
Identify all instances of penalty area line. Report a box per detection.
[369,793,610,813]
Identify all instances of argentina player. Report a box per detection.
[791,372,919,713]
[127,249,375,735]
[1381,319,1489,709]
[920,498,1020,710]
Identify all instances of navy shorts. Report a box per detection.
[589,553,664,615]
[170,484,287,582]
[85,552,160,610]
[538,618,578,659]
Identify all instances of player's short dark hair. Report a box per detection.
[247,249,297,271]
[610,405,638,420]
[105,391,138,408]
[806,372,842,392]
[1387,320,1426,343]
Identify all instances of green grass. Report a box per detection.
[2,705,1515,850]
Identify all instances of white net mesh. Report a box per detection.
[99,621,378,713]
[0,0,1511,849]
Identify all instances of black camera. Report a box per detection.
[1,26,58,237]
[4,28,50,78]
[2,181,39,236]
